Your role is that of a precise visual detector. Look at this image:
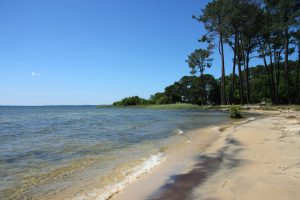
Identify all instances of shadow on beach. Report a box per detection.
[147,138,244,200]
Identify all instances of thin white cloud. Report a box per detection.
[31,72,41,77]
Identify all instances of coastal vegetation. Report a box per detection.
[112,96,148,106]
[230,106,243,118]
[112,0,300,107]
[113,61,300,107]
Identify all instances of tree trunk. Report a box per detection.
[297,46,300,103]
[276,57,280,104]
[275,48,283,104]
[258,39,275,104]
[220,33,226,105]
[284,7,290,104]
[274,51,279,105]
[268,44,277,105]
[230,50,236,104]
[237,33,244,105]
[237,58,244,105]
[200,73,206,105]
[263,54,275,104]
[272,44,281,105]
[245,48,250,104]
[272,59,278,105]
[229,32,237,105]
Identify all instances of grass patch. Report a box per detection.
[138,103,202,110]
[98,103,205,110]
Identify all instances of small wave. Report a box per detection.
[173,129,184,135]
[73,153,166,200]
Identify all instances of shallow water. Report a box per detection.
[0,106,229,199]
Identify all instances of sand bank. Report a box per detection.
[113,111,300,200]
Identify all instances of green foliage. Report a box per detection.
[230,106,243,118]
[250,61,299,104]
[164,75,220,105]
[186,48,212,76]
[186,48,213,105]
[113,96,148,106]
[149,93,169,104]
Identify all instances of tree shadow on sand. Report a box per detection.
[147,137,244,200]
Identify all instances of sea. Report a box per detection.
[0,106,230,200]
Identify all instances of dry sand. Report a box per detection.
[113,111,300,200]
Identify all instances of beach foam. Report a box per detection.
[73,153,166,200]
[173,129,184,135]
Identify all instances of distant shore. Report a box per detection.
[97,103,300,112]
[112,110,300,200]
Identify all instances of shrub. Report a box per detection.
[230,106,243,118]
[113,96,148,106]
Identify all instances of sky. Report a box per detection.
[0,0,295,105]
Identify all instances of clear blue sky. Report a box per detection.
[0,0,292,105]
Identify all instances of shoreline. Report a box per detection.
[111,115,254,200]
[28,110,232,200]
[112,110,300,200]
[111,125,223,200]
[96,103,300,112]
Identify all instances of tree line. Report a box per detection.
[113,0,300,106]
[113,60,299,106]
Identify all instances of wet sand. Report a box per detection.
[113,110,300,200]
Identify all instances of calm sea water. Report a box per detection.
[0,106,229,200]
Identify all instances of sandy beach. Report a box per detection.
[113,110,300,200]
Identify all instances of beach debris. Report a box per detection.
[222,180,228,188]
